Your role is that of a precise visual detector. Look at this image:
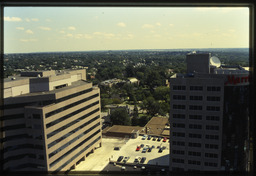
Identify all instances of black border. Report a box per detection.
[0,0,255,176]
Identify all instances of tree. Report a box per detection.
[110,108,131,126]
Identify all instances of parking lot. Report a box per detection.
[74,135,169,171]
[112,135,169,166]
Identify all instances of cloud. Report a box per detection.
[68,26,76,30]
[66,34,73,37]
[75,34,83,39]
[169,24,174,27]
[46,19,52,22]
[16,27,24,30]
[156,22,161,26]
[93,32,115,39]
[59,30,65,34]
[4,16,22,22]
[142,24,154,28]
[31,18,39,22]
[39,26,51,31]
[229,29,236,33]
[25,18,31,22]
[20,38,37,42]
[84,34,93,39]
[26,29,34,34]
[117,22,126,27]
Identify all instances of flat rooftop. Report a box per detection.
[103,125,143,135]
[144,117,169,137]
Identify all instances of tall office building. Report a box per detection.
[169,52,249,171]
[3,69,102,172]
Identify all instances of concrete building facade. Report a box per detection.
[169,52,249,171]
[3,69,102,172]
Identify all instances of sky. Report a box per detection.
[4,7,249,54]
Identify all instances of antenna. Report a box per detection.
[210,56,221,68]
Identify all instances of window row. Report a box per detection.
[47,108,99,139]
[45,92,98,118]
[172,86,221,92]
[50,128,101,168]
[173,105,221,111]
[46,100,99,128]
[49,121,100,158]
[173,132,185,137]
[173,114,219,121]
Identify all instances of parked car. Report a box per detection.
[123,156,130,163]
[163,137,167,142]
[140,144,144,148]
[141,136,146,140]
[142,147,147,153]
[147,135,152,140]
[152,145,155,148]
[114,147,120,150]
[136,146,141,151]
[162,146,166,150]
[140,157,146,164]
[117,156,124,162]
[134,157,141,163]
[152,137,156,141]
[148,148,152,152]
[157,137,162,141]
[158,148,163,153]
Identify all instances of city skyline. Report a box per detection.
[4,7,249,54]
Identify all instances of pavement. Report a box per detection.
[74,136,170,172]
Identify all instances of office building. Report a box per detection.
[3,69,102,172]
[169,52,249,171]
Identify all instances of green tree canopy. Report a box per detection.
[110,108,131,126]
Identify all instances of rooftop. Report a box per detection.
[144,117,169,136]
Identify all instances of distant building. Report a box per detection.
[169,52,249,171]
[143,116,170,137]
[127,77,139,85]
[100,78,124,88]
[102,125,143,139]
[3,69,102,172]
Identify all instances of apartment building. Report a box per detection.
[3,69,102,172]
[169,53,249,171]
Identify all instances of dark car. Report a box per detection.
[158,148,163,153]
[140,157,146,164]
[147,135,152,140]
[157,137,162,141]
[148,148,152,152]
[114,147,120,150]
[152,137,156,141]
[140,144,144,148]
[117,156,124,162]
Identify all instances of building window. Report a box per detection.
[189,115,202,120]
[189,105,202,110]
[205,134,219,140]
[205,144,219,149]
[173,104,186,110]
[206,106,220,111]
[207,96,221,101]
[173,132,185,137]
[172,141,185,146]
[188,160,201,165]
[188,151,201,157]
[173,114,185,119]
[188,142,201,148]
[189,124,202,129]
[173,85,186,90]
[190,86,203,91]
[190,96,203,101]
[206,125,219,131]
[205,153,218,158]
[172,158,185,163]
[189,133,202,138]
[172,150,185,155]
[173,123,185,128]
[207,86,221,91]
[204,162,218,167]
[173,95,186,100]
[206,116,220,121]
